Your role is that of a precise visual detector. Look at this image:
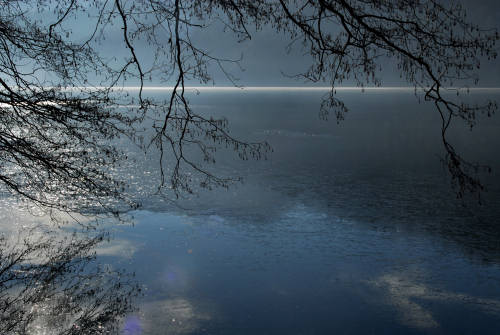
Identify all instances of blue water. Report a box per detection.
[4,89,500,334]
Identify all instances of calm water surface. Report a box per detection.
[3,90,500,334]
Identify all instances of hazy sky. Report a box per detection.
[191,0,500,87]
[79,0,500,87]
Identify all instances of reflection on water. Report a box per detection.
[2,91,500,334]
[125,298,213,335]
[0,208,139,334]
[369,272,500,330]
[113,203,500,334]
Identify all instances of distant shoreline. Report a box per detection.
[52,86,500,92]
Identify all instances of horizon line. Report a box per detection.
[61,86,500,91]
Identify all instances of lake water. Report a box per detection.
[2,89,500,334]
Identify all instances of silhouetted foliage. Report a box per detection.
[0,224,139,334]
[0,0,497,211]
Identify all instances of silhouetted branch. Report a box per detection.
[273,0,498,197]
[0,0,497,211]
[0,225,139,334]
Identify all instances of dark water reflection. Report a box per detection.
[95,90,500,334]
[2,90,500,334]
[0,205,140,334]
